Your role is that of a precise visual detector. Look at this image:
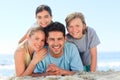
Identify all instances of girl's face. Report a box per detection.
[28,31,45,52]
[67,18,84,39]
[36,10,52,28]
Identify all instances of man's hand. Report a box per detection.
[46,64,62,76]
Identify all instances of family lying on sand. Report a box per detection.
[14,4,100,77]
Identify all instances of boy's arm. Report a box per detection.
[90,47,97,72]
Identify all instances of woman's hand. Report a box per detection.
[32,48,47,64]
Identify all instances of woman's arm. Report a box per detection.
[14,48,47,77]
[14,49,27,76]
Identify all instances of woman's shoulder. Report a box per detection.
[15,47,25,56]
[15,40,28,57]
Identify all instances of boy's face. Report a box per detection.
[67,18,84,39]
[47,31,66,56]
[36,10,52,28]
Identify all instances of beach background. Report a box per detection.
[0,52,120,77]
[0,0,120,79]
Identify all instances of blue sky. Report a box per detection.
[0,0,120,54]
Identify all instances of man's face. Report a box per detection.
[47,31,66,56]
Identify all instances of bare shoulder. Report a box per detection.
[14,47,25,60]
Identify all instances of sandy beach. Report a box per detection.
[0,70,120,80]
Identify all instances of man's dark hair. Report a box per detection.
[45,22,66,37]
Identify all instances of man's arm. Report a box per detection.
[70,43,83,71]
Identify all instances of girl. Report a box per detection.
[19,4,53,43]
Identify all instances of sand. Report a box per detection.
[0,70,120,80]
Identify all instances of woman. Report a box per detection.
[18,4,53,44]
[14,26,47,77]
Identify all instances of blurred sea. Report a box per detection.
[0,52,120,77]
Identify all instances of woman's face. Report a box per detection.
[36,10,52,28]
[28,31,45,52]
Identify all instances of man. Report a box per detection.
[33,22,83,76]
